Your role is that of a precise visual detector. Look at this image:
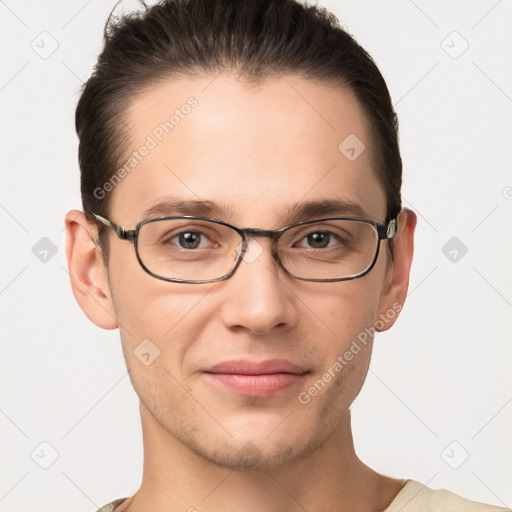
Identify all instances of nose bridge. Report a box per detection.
[238,227,282,268]
[222,228,296,335]
[242,227,280,240]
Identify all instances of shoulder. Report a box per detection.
[94,498,129,512]
[384,480,509,512]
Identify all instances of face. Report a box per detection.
[84,74,407,470]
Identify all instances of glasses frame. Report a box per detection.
[87,211,398,284]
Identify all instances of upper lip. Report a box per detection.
[204,359,307,375]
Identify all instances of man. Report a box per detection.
[65,0,507,510]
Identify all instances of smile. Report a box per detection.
[203,359,309,397]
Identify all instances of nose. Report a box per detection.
[218,237,298,335]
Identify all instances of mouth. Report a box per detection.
[203,359,309,397]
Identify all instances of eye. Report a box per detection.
[173,230,203,249]
[294,230,347,250]
[164,229,220,250]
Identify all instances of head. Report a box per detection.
[66,0,416,471]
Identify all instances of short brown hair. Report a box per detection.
[75,0,402,264]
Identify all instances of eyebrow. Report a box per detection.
[142,195,369,225]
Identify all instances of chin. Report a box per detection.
[185,428,327,471]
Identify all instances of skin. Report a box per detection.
[65,73,417,512]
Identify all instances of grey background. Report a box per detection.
[1,1,511,510]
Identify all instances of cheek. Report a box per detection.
[290,278,383,405]
[312,275,384,344]
[107,248,220,369]
[300,277,383,388]
[111,281,219,417]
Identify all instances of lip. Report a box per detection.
[203,359,309,397]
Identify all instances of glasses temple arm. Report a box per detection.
[377,218,398,240]
[86,211,134,240]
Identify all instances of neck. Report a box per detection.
[118,403,404,512]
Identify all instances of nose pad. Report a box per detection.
[235,236,264,264]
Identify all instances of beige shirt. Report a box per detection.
[382,479,508,511]
[95,479,509,511]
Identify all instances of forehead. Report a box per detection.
[111,73,386,226]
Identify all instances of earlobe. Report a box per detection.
[65,209,118,330]
[375,208,417,332]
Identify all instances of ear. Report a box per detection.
[375,208,417,332]
[64,209,118,330]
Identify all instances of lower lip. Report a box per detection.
[204,372,307,397]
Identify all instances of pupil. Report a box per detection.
[308,232,329,248]
[179,232,200,249]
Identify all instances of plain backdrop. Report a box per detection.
[1,1,511,511]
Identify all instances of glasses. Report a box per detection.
[88,212,398,284]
